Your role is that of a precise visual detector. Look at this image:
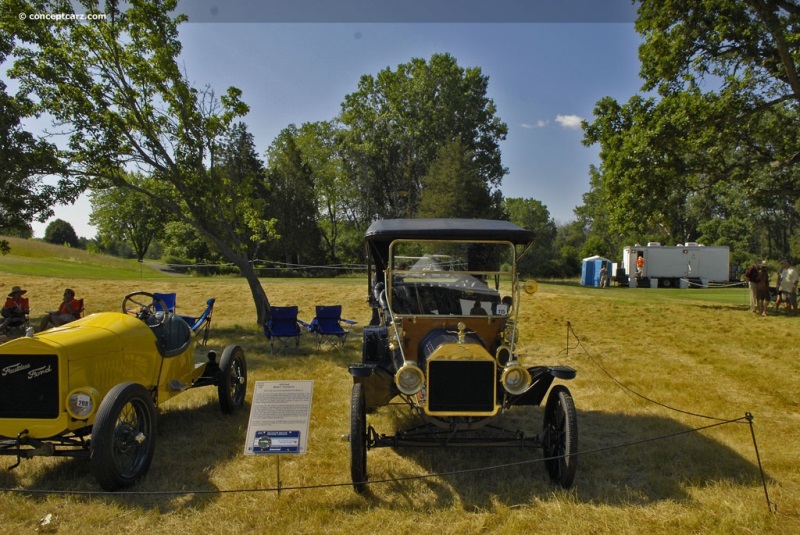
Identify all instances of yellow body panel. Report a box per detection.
[0,312,197,439]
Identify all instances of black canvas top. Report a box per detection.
[365,218,534,245]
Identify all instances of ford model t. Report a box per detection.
[348,219,577,493]
[0,292,247,490]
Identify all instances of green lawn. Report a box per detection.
[0,240,797,534]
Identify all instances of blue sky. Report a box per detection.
[31,20,645,238]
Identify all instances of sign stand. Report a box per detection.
[244,380,314,494]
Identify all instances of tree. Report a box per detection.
[339,53,508,223]
[44,218,79,248]
[264,125,321,266]
[583,1,800,260]
[0,29,75,253]
[89,173,168,261]
[294,121,356,264]
[6,0,274,322]
[504,198,558,277]
[159,220,219,265]
[216,122,273,262]
[418,139,502,219]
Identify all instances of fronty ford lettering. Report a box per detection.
[28,365,53,379]
[2,362,31,377]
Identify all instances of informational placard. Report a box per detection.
[244,380,313,455]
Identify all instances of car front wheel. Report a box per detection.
[542,384,578,488]
[350,382,368,494]
[90,382,157,491]
[218,345,247,413]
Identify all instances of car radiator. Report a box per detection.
[0,354,60,419]
[427,359,496,413]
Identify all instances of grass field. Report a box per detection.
[1,241,798,534]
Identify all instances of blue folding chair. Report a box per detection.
[153,292,177,313]
[178,298,215,347]
[263,306,309,354]
[308,305,356,349]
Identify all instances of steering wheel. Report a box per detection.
[122,291,170,327]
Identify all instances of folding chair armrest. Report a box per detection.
[297,319,311,329]
[342,319,357,325]
[307,318,318,332]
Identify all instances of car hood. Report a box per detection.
[0,313,154,359]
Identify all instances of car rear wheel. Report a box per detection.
[218,345,247,414]
[90,382,157,491]
[350,382,368,493]
[542,384,578,488]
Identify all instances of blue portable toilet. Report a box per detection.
[581,255,612,287]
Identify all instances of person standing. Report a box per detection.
[778,259,798,314]
[744,262,759,313]
[599,265,609,288]
[756,264,771,316]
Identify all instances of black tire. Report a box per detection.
[90,382,157,491]
[350,382,368,493]
[542,385,578,488]
[218,345,247,414]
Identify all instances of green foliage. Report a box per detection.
[159,221,218,264]
[504,197,558,277]
[43,218,79,248]
[339,53,508,222]
[418,139,502,219]
[553,220,589,277]
[265,125,322,265]
[5,0,273,322]
[583,0,800,263]
[0,28,77,241]
[294,121,357,264]
[89,172,169,261]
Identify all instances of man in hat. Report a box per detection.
[0,286,31,331]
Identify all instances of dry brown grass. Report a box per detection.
[0,272,798,534]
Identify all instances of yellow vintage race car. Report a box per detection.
[0,291,247,491]
[349,219,577,493]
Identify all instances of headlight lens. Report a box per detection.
[395,362,424,395]
[501,363,531,395]
[66,388,99,419]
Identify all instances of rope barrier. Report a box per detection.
[0,323,776,514]
[0,415,758,499]
[565,321,774,513]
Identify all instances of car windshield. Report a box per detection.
[388,240,514,317]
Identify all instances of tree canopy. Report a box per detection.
[583,0,800,262]
[5,0,275,322]
[43,218,79,248]
[0,28,76,253]
[89,173,167,261]
[339,53,508,224]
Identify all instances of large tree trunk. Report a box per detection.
[238,258,271,325]
[206,234,271,325]
[236,258,270,325]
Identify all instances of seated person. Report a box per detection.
[470,300,487,315]
[0,286,30,331]
[39,288,82,331]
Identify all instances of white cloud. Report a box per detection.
[555,114,584,129]
[521,119,549,129]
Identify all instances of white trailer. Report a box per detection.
[622,243,730,288]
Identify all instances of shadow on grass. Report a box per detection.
[354,407,767,510]
[0,400,250,512]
